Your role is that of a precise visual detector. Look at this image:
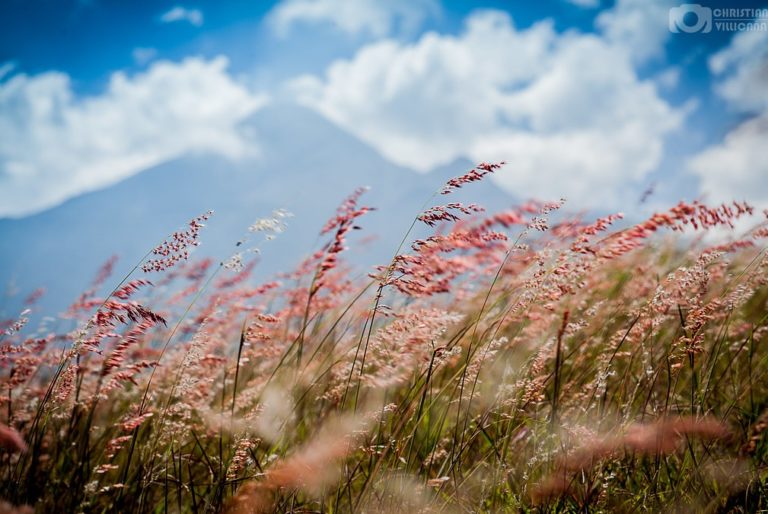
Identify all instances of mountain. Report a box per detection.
[0,103,516,316]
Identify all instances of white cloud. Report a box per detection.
[689,113,768,206]
[654,66,680,90]
[708,29,768,113]
[290,10,683,208]
[565,0,600,8]
[132,47,158,66]
[0,62,15,81]
[0,57,267,217]
[688,29,768,208]
[595,0,675,65]
[268,0,439,37]
[160,6,204,27]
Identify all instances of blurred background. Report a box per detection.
[1,0,766,315]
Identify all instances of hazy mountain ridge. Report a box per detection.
[0,103,516,316]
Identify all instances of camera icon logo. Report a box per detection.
[669,4,713,33]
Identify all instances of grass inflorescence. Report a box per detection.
[1,163,768,513]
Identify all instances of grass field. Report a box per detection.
[1,163,767,513]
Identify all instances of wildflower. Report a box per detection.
[223,252,244,271]
[528,216,549,232]
[600,201,753,259]
[312,188,373,297]
[4,309,30,336]
[249,208,292,235]
[0,501,33,514]
[23,288,45,306]
[226,209,293,272]
[427,476,450,487]
[417,203,484,227]
[441,162,505,194]
[92,255,119,288]
[142,210,213,273]
[261,417,364,493]
[533,416,730,503]
[94,464,119,474]
[119,411,154,432]
[742,408,768,455]
[380,227,508,297]
[0,423,26,453]
[94,299,165,328]
[570,213,624,254]
[227,438,258,480]
[225,416,368,513]
[53,363,78,403]
[105,435,133,459]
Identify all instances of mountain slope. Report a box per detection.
[0,103,515,315]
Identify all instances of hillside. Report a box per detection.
[0,103,515,315]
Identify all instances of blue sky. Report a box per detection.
[1,0,767,217]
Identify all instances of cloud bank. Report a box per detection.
[0,57,266,217]
[290,6,683,208]
[268,0,440,37]
[160,6,204,27]
[689,28,768,208]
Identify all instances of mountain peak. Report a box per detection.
[0,103,515,316]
